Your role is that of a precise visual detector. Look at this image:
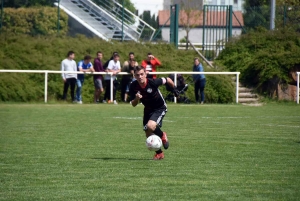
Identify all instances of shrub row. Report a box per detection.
[0,34,235,103]
[2,7,68,35]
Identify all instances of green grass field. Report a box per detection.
[0,103,299,200]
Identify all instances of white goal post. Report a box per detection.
[0,70,242,103]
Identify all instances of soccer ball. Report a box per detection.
[146,135,162,151]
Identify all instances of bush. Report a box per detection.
[0,34,234,103]
[215,28,300,93]
[2,7,68,36]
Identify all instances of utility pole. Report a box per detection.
[270,0,276,30]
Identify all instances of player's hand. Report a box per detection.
[135,91,143,100]
[63,79,66,83]
[173,87,180,98]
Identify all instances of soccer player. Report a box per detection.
[76,55,94,104]
[129,66,179,160]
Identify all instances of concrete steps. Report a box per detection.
[232,77,260,104]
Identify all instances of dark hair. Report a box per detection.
[130,59,136,62]
[97,51,102,55]
[67,51,75,57]
[134,66,146,74]
[84,55,92,60]
[129,52,134,55]
[194,57,199,61]
[147,52,152,56]
[113,53,119,58]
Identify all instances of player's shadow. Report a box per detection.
[91,157,152,161]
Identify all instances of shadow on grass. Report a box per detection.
[91,157,152,161]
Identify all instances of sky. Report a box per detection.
[131,0,164,16]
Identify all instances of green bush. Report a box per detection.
[215,28,300,93]
[2,7,68,35]
[0,34,235,103]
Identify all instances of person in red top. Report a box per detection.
[141,53,161,79]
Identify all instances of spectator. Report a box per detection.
[103,53,121,104]
[61,51,77,102]
[192,57,206,104]
[121,52,138,102]
[93,51,105,103]
[141,52,161,79]
[103,52,118,70]
[76,55,94,104]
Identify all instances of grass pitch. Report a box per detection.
[0,103,299,200]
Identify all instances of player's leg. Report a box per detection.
[143,112,164,160]
[76,79,83,103]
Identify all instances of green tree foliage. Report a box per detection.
[2,7,68,35]
[139,11,161,40]
[0,34,234,103]
[215,28,300,95]
[2,0,54,7]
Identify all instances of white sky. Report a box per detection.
[131,0,164,16]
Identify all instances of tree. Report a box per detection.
[3,0,54,7]
[179,0,203,50]
[139,10,161,40]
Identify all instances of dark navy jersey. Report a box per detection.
[129,78,166,111]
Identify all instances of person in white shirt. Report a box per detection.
[103,53,121,104]
[61,51,77,102]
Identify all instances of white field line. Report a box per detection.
[112,117,174,122]
[263,124,300,128]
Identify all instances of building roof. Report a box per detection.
[158,10,244,27]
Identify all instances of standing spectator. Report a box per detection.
[61,51,77,102]
[192,58,206,104]
[93,51,105,103]
[141,52,161,79]
[76,55,94,104]
[121,52,138,102]
[103,53,121,104]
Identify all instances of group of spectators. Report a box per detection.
[60,50,162,104]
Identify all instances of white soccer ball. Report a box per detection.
[146,135,162,151]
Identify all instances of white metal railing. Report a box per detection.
[0,70,241,103]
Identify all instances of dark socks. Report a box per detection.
[153,126,163,138]
[155,149,162,154]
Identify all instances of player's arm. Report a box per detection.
[156,77,180,98]
[131,92,142,107]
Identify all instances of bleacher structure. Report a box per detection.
[54,0,156,41]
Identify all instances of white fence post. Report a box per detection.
[174,72,177,103]
[44,71,48,103]
[110,74,113,103]
[297,72,299,104]
[236,73,239,103]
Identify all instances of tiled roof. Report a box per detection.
[158,10,244,27]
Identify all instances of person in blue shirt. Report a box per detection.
[192,57,206,104]
[76,55,94,104]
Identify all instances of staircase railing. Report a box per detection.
[94,0,156,41]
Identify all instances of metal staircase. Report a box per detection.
[54,0,156,41]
